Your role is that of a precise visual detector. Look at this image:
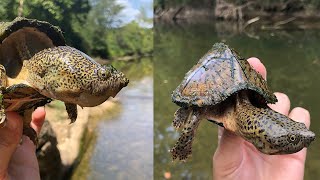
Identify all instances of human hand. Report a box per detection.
[212,57,310,180]
[0,107,46,180]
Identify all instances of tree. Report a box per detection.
[80,0,123,58]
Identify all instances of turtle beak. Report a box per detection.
[302,130,315,147]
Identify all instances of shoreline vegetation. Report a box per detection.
[154,0,320,30]
[0,0,153,60]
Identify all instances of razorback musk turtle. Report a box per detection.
[170,43,315,161]
[0,17,129,143]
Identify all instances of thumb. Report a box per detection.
[213,127,245,175]
[0,112,23,178]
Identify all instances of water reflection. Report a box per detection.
[154,22,320,179]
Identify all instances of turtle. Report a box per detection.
[0,17,129,144]
[170,43,315,161]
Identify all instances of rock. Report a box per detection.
[36,120,62,180]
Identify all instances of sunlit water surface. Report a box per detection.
[87,75,153,179]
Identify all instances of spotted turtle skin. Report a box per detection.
[170,43,315,161]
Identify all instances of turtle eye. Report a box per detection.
[289,134,297,142]
[98,69,110,80]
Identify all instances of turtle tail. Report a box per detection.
[170,108,201,161]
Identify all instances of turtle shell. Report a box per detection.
[3,84,51,112]
[172,43,277,107]
[0,17,65,78]
[0,17,65,111]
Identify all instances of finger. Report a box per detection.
[247,57,267,80]
[268,92,291,116]
[289,107,310,128]
[9,135,40,179]
[0,112,23,176]
[286,108,310,162]
[30,107,46,135]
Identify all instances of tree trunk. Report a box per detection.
[18,0,24,17]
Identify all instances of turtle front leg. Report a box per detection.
[22,109,38,145]
[173,107,191,129]
[170,108,202,161]
[0,65,7,127]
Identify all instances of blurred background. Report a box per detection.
[154,0,320,179]
[0,0,153,179]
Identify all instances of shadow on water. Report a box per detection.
[154,22,320,179]
[73,58,153,179]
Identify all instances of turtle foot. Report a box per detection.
[170,133,193,161]
[170,108,201,161]
[23,127,38,146]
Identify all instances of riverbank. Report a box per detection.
[155,2,320,30]
[44,98,120,177]
[46,99,118,164]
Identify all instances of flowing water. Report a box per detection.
[154,22,320,179]
[74,58,153,179]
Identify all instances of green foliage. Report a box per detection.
[106,22,153,58]
[23,0,90,51]
[0,0,153,59]
[77,0,124,58]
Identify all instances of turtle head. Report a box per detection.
[92,64,129,97]
[243,108,315,155]
[77,62,129,107]
[68,47,129,103]
[265,122,315,155]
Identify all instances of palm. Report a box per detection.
[236,138,305,179]
[214,114,307,180]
